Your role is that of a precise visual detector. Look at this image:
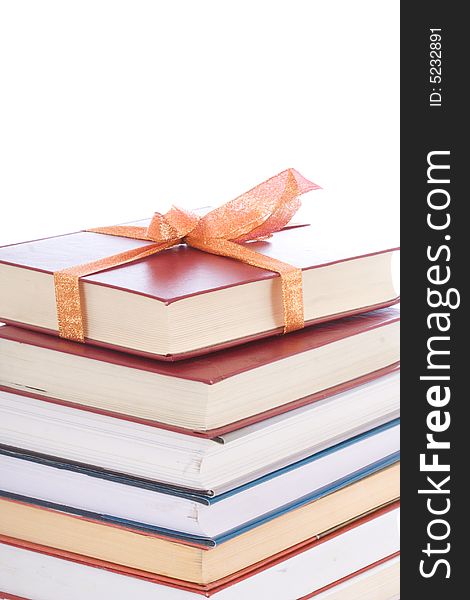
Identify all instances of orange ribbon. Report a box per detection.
[54,169,320,342]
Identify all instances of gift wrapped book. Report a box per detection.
[0,170,400,600]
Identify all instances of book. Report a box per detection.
[304,555,399,600]
[0,307,399,435]
[0,465,399,585]
[0,420,399,542]
[0,371,399,493]
[0,223,399,359]
[0,505,399,599]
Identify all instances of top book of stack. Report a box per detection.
[0,221,399,360]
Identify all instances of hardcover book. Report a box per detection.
[0,371,399,493]
[0,222,399,359]
[0,420,399,542]
[0,307,400,435]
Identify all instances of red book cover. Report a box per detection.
[0,221,399,360]
[0,306,399,437]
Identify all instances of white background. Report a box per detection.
[0,1,399,246]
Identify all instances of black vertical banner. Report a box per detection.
[401,2,465,598]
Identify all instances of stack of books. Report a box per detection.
[0,216,400,599]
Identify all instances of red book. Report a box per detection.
[0,307,399,436]
[0,222,399,359]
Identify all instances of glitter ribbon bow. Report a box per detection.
[54,168,320,342]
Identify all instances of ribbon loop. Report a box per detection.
[146,206,199,242]
[54,169,320,343]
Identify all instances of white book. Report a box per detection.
[0,371,399,493]
[0,421,399,541]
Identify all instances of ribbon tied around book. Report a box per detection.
[54,169,320,342]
